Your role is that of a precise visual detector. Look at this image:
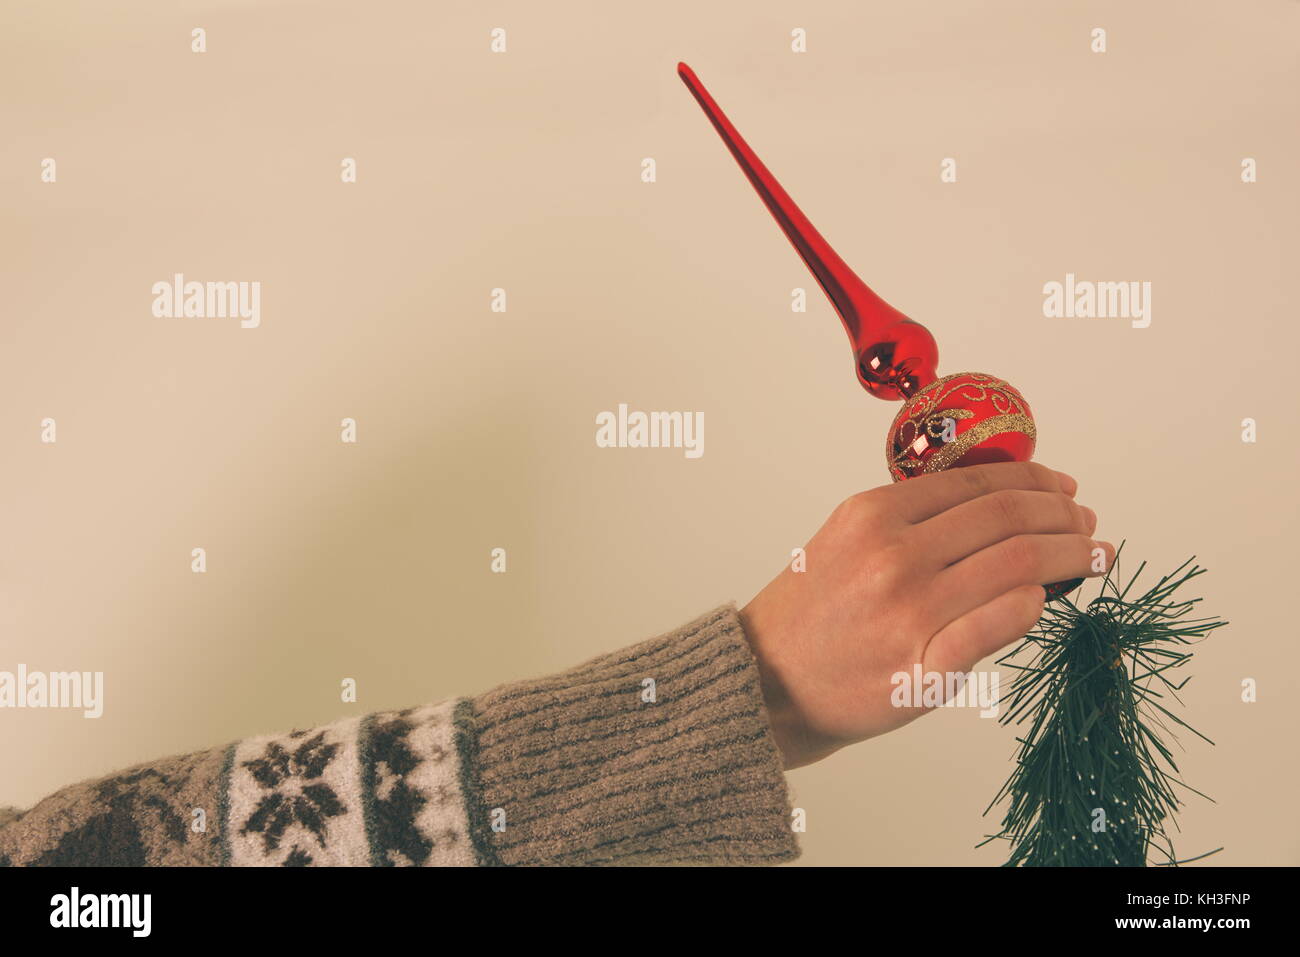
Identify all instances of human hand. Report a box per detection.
[739,462,1113,770]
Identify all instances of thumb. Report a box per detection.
[923,584,1046,678]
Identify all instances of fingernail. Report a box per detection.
[1091,540,1115,573]
[1054,470,1078,496]
[1080,505,1097,534]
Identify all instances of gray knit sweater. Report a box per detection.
[0,605,800,866]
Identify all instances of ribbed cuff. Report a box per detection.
[452,605,800,866]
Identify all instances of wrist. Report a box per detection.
[737,603,838,770]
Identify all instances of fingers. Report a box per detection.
[912,488,1097,568]
[923,584,1047,677]
[930,534,1115,630]
[887,462,1076,524]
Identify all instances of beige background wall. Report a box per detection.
[2,0,1297,864]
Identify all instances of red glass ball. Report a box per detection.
[886,372,1037,482]
[887,372,1080,598]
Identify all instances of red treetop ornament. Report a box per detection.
[676,62,1073,595]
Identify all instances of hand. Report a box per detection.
[739,461,1113,770]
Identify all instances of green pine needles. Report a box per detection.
[981,548,1227,866]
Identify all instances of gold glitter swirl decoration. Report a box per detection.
[886,372,1038,482]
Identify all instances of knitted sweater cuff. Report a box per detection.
[452,604,801,866]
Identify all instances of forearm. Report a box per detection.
[0,606,799,867]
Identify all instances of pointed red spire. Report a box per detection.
[677,62,938,400]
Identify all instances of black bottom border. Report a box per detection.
[0,863,1285,942]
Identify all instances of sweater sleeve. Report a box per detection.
[0,605,800,867]
[455,603,800,865]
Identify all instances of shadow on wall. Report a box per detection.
[163,396,549,743]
